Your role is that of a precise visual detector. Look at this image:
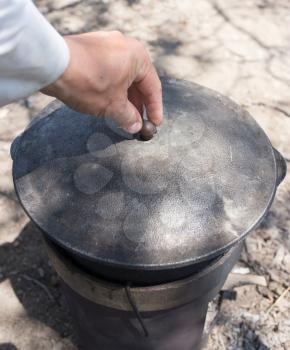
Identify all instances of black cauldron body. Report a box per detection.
[45,237,243,350]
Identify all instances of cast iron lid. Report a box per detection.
[12,78,278,269]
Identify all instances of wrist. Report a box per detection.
[41,36,75,97]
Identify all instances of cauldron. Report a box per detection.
[11,78,286,285]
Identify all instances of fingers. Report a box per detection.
[128,84,144,117]
[135,64,163,126]
[108,99,143,134]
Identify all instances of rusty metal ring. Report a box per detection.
[44,238,242,312]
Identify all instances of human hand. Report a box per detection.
[41,31,163,133]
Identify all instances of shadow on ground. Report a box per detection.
[0,222,77,345]
[0,344,18,350]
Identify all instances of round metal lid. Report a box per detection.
[12,78,277,269]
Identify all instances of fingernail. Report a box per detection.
[125,122,142,134]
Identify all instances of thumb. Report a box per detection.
[112,100,143,134]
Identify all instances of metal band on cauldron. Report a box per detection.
[45,239,242,312]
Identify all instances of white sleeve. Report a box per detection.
[0,0,70,106]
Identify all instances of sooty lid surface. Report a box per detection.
[12,78,277,269]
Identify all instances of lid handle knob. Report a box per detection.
[139,120,157,141]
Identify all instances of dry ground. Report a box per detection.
[0,0,289,349]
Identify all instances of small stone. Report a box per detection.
[38,268,45,278]
[272,246,285,267]
[62,15,86,33]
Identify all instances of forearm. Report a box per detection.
[0,0,69,106]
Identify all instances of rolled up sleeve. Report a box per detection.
[0,0,70,106]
